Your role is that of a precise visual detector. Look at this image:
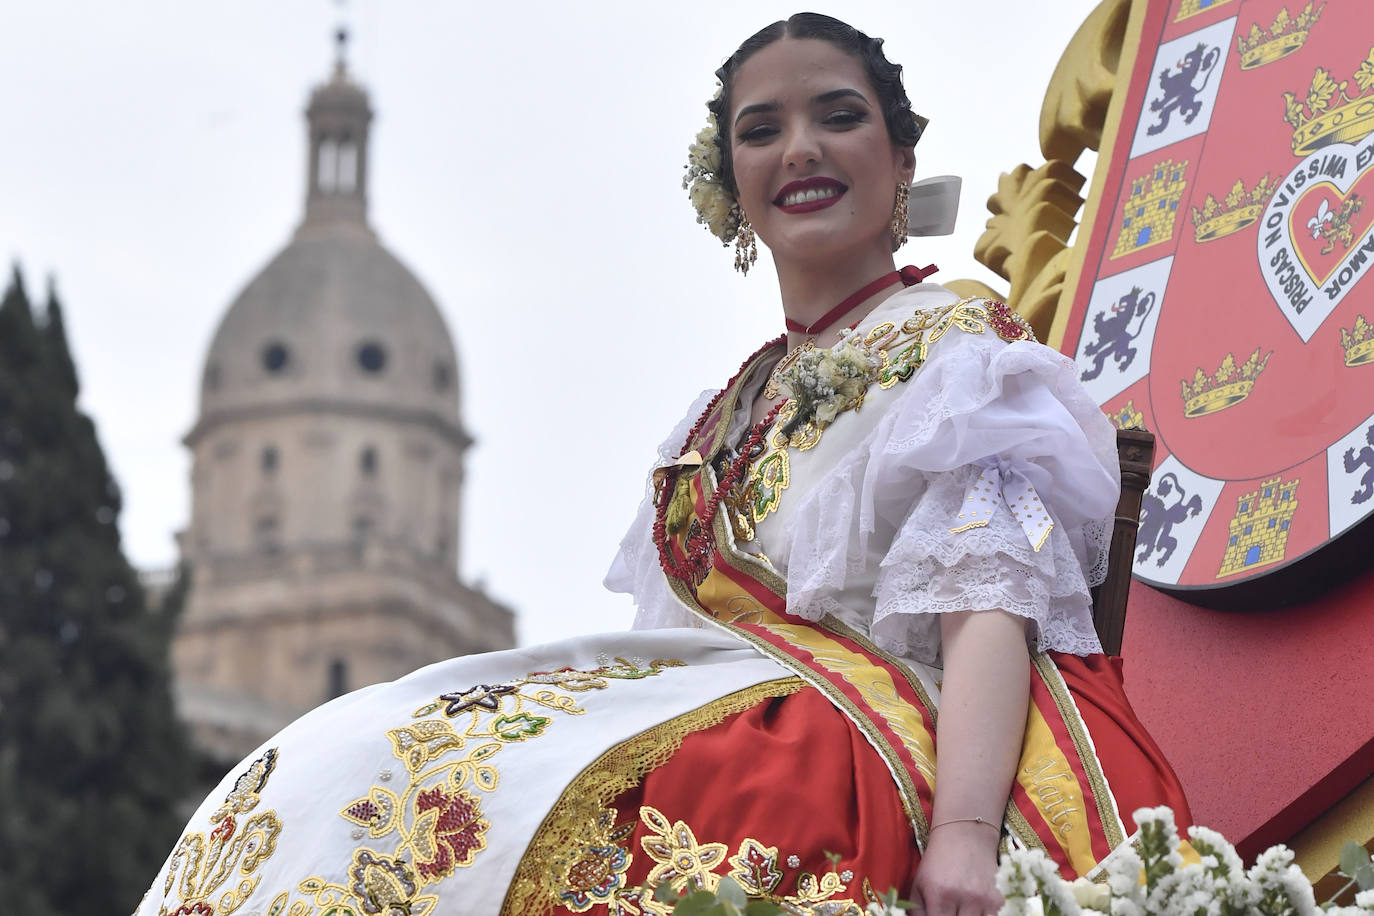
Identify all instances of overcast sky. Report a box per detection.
[1,0,1102,644]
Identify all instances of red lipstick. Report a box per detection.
[773,177,847,213]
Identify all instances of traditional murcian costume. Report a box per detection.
[137,281,1190,916]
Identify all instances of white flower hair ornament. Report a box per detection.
[682,99,756,273]
[682,118,737,241]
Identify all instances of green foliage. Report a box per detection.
[1340,841,1374,892]
[0,265,193,914]
[652,876,788,915]
[646,873,909,915]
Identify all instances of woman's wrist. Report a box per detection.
[930,815,1000,832]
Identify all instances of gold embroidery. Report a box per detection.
[763,338,815,400]
[160,748,284,916]
[559,808,636,912]
[736,297,1029,536]
[869,297,1032,390]
[641,806,731,892]
[631,805,864,914]
[275,658,684,916]
[1031,654,1127,851]
[503,678,806,916]
[765,625,937,783]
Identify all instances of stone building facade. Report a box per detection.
[173,52,515,766]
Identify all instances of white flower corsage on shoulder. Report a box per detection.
[682,100,742,244]
[774,336,881,434]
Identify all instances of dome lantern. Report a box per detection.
[300,27,373,236]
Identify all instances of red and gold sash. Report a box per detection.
[655,330,1129,879]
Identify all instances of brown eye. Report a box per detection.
[824,110,865,127]
[738,124,778,143]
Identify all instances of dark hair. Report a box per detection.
[706,13,924,196]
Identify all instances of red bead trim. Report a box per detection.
[654,336,786,583]
[983,299,1034,342]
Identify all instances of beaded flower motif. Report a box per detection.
[682,96,742,244]
[773,336,882,432]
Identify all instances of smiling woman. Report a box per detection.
[135,13,1190,916]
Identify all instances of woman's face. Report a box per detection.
[727,37,915,266]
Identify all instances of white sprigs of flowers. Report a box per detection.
[682,101,743,244]
[998,806,1374,916]
[774,335,882,432]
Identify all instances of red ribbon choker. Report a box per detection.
[783,264,938,337]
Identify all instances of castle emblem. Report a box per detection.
[1343,424,1374,505]
[1217,477,1299,577]
[1147,43,1221,136]
[1113,159,1188,258]
[1079,287,1156,381]
[1192,174,1280,242]
[1175,0,1235,23]
[1137,473,1203,568]
[1110,401,1145,431]
[1235,4,1324,70]
[1179,348,1271,418]
[1340,315,1374,367]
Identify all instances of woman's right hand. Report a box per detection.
[908,821,1004,916]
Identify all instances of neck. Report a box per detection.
[775,248,901,350]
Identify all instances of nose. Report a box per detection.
[782,121,821,170]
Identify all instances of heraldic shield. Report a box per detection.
[1057,0,1374,606]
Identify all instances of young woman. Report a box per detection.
[138,15,1189,916]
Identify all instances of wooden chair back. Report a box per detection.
[1090,428,1156,655]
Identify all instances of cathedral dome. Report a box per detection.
[196,233,461,433]
[190,49,464,447]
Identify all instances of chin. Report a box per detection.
[765,226,886,266]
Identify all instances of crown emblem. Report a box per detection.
[1342,315,1374,367]
[1217,476,1299,577]
[1110,401,1145,430]
[1180,348,1272,417]
[1236,4,1324,70]
[1192,174,1280,242]
[1282,46,1374,155]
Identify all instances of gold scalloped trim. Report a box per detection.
[501,677,806,915]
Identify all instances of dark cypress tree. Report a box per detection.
[0,265,192,914]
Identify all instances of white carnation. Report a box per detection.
[1071,878,1112,911]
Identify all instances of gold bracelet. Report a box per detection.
[930,816,1000,831]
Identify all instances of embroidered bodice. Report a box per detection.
[606,284,1120,666]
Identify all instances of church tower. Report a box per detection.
[174,35,515,765]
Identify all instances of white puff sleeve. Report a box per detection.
[772,321,1120,666]
[603,388,718,631]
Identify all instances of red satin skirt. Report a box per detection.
[548,652,1190,911]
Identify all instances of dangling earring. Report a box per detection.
[890,181,910,251]
[734,216,758,275]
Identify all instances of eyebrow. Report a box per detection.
[733,87,871,127]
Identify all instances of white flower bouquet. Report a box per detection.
[774,336,882,433]
[999,807,1374,916]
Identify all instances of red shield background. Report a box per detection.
[1058,0,1374,600]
